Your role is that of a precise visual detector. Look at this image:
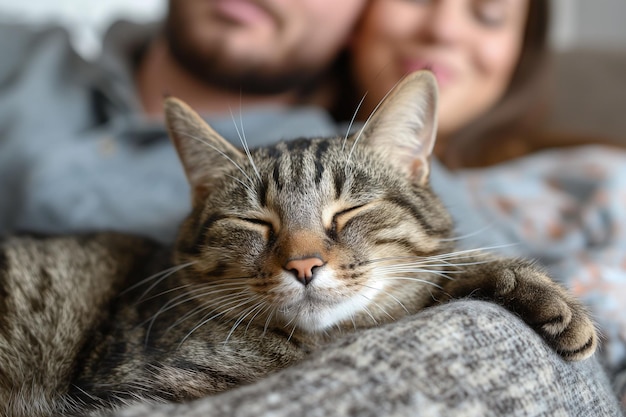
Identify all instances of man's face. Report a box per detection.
[166,0,366,94]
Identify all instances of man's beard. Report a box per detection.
[164,20,320,96]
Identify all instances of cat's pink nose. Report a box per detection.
[284,257,325,286]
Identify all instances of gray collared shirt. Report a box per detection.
[0,21,339,242]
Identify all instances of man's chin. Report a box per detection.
[203,69,317,95]
[164,12,320,96]
[174,50,318,95]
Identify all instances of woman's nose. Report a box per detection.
[421,1,466,46]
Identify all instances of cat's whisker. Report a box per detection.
[177,130,256,188]
[323,326,334,339]
[359,303,379,327]
[427,244,520,259]
[345,77,404,168]
[138,283,195,302]
[372,267,453,280]
[179,282,251,295]
[189,279,251,288]
[365,254,465,266]
[179,296,257,347]
[175,297,252,346]
[366,256,461,266]
[143,288,251,344]
[282,301,306,342]
[341,92,368,153]
[372,261,459,274]
[408,268,457,282]
[71,384,99,403]
[426,261,487,269]
[162,287,252,331]
[120,262,196,297]
[281,307,299,328]
[227,297,264,329]
[365,244,516,266]
[165,303,210,332]
[149,283,248,311]
[286,316,299,343]
[136,262,197,302]
[142,283,248,325]
[245,302,272,334]
[437,223,496,242]
[349,312,358,331]
[226,174,255,195]
[374,263,458,272]
[229,106,261,181]
[358,292,395,322]
[162,284,248,320]
[374,267,457,281]
[378,276,444,290]
[262,307,276,338]
[356,283,410,314]
[224,298,266,344]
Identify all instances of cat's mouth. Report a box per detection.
[275,287,381,333]
[278,290,336,312]
[270,268,384,332]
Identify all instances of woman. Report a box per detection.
[344,0,548,168]
[347,0,626,407]
[345,0,620,168]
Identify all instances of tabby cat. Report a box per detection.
[0,71,596,417]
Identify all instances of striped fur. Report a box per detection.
[0,72,596,416]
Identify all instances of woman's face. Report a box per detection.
[351,0,528,137]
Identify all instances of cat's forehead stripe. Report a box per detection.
[272,162,283,192]
[268,138,333,190]
[256,138,359,205]
[333,169,345,200]
[257,177,269,208]
[313,140,331,186]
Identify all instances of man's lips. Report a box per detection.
[212,0,273,26]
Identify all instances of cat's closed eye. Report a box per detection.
[233,217,277,240]
[327,203,372,239]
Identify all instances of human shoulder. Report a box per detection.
[204,105,342,148]
[0,23,75,83]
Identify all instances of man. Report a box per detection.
[0,0,366,241]
[138,0,365,115]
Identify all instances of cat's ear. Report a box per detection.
[359,70,438,185]
[164,97,244,202]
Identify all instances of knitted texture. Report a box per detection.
[108,300,623,417]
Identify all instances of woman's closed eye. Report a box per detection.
[472,0,511,28]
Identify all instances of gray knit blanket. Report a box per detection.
[110,300,623,417]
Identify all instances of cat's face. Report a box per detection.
[166,71,453,333]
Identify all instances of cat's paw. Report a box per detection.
[441,259,597,361]
[491,264,597,361]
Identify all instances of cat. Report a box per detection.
[0,71,597,417]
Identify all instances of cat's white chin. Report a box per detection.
[276,269,386,333]
[288,296,375,333]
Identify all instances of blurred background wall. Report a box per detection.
[552,0,626,50]
[0,0,166,58]
[0,0,624,58]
